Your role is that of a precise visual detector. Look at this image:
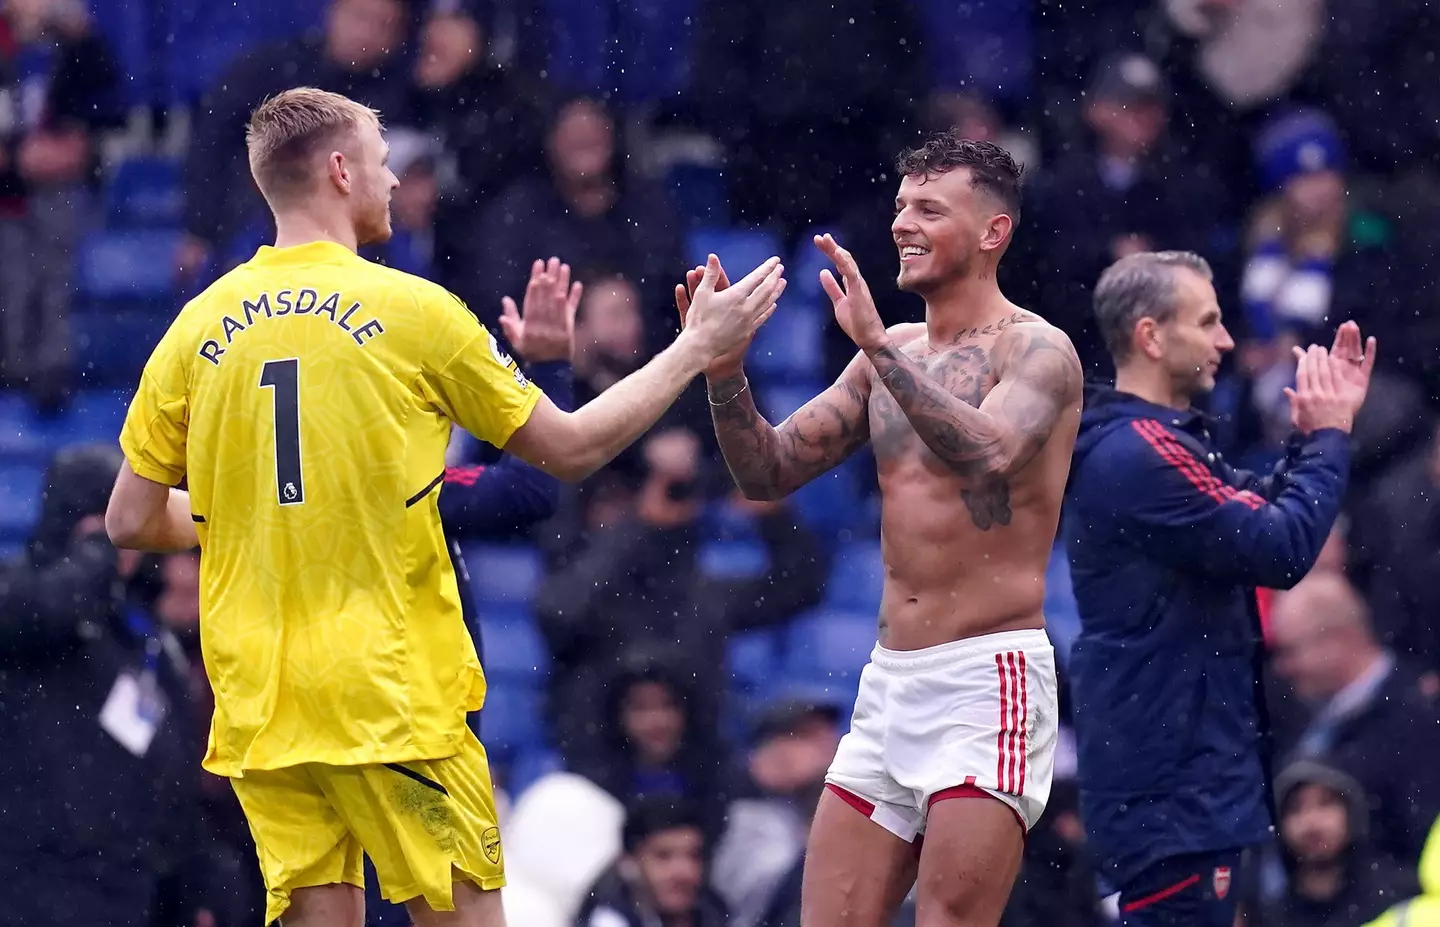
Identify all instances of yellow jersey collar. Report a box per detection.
[250,240,359,266]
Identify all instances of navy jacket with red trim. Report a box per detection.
[1062,386,1350,889]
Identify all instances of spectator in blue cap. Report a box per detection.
[1242,109,1348,346]
[1228,106,1410,462]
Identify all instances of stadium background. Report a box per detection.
[1,0,1438,925]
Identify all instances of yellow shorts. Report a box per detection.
[231,729,505,925]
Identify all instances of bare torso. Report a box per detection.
[866,317,1080,650]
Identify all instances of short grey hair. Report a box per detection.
[1093,251,1213,363]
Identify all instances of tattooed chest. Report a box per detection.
[869,344,997,463]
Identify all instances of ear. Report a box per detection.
[1135,317,1164,361]
[327,151,349,194]
[979,213,1013,253]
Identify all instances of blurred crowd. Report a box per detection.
[2,0,1440,925]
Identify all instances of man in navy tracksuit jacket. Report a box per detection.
[1062,251,1374,925]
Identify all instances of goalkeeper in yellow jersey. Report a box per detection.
[104,86,787,927]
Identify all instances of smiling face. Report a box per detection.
[891,167,1014,295]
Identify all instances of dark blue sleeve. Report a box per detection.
[437,361,574,539]
[526,360,576,414]
[1101,422,1350,589]
[1216,432,1308,501]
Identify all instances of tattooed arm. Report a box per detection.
[867,323,1082,481]
[708,352,872,500]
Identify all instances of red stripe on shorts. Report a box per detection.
[825,783,876,818]
[929,784,1028,834]
[995,653,1010,792]
[1013,650,1025,794]
[1013,647,1025,794]
[1002,650,1013,794]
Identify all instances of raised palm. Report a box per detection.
[675,261,748,376]
[815,233,887,352]
[1327,320,1377,408]
[500,257,582,364]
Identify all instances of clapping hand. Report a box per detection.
[1325,320,1376,407]
[499,257,583,364]
[1283,321,1377,434]
[676,254,786,366]
[815,234,887,353]
[676,259,749,377]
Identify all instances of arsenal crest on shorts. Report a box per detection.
[1212,866,1232,900]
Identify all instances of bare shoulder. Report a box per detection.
[885,321,929,346]
[993,318,1083,395]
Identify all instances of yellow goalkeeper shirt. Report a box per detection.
[119,240,542,776]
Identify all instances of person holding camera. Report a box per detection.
[0,444,207,926]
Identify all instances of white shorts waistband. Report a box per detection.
[870,628,1052,673]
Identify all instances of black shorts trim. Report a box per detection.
[383,762,449,796]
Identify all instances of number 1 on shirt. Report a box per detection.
[260,358,305,506]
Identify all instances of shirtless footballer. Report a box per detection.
[676,134,1084,926]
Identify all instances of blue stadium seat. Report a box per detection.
[613,0,698,103]
[727,627,781,691]
[784,609,876,679]
[106,158,184,229]
[506,747,563,797]
[697,539,769,579]
[0,464,44,542]
[731,680,862,739]
[760,382,823,424]
[797,464,865,538]
[537,0,696,102]
[0,393,47,463]
[771,678,862,731]
[163,0,327,105]
[915,0,1033,100]
[463,543,543,605]
[538,0,612,95]
[826,541,884,612]
[789,225,842,304]
[73,308,170,388]
[45,390,132,447]
[749,300,825,384]
[685,227,784,280]
[666,162,729,229]
[480,613,551,681]
[78,231,182,300]
[701,498,761,542]
[479,683,545,758]
[89,0,155,108]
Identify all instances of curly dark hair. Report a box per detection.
[895,132,1024,223]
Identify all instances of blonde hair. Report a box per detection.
[245,87,381,205]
